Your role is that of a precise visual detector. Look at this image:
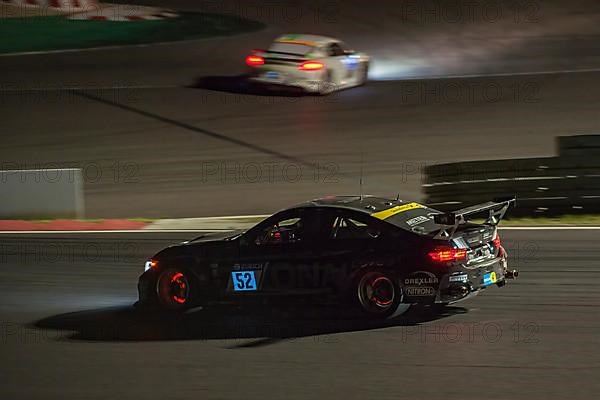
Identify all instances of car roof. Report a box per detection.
[293,196,429,221]
[274,34,338,47]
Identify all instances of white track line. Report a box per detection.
[374,67,600,81]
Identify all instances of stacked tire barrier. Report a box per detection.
[423,135,600,216]
[1,0,97,11]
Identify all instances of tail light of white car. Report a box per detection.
[246,55,265,67]
[299,61,324,71]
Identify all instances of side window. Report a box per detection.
[254,216,305,245]
[331,215,381,240]
[339,41,353,54]
[326,43,336,57]
[327,43,345,57]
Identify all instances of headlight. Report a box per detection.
[144,259,158,272]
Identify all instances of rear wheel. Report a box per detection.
[156,268,196,311]
[355,270,410,319]
[319,70,335,95]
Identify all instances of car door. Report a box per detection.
[337,41,363,82]
[317,210,403,293]
[229,208,325,296]
[325,41,353,84]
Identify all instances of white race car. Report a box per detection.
[246,34,370,95]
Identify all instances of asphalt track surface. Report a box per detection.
[0,229,599,400]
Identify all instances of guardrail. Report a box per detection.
[0,168,84,219]
[423,135,600,216]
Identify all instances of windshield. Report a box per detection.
[268,42,314,56]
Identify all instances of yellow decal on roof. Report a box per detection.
[371,202,424,220]
[276,40,318,47]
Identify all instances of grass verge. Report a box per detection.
[0,12,264,55]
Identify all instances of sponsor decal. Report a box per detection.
[231,271,258,291]
[228,262,352,291]
[404,271,438,297]
[371,202,425,220]
[404,271,439,286]
[449,273,469,283]
[483,271,497,286]
[405,286,435,296]
[406,215,431,227]
[232,263,265,271]
[228,263,267,292]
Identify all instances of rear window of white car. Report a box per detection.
[268,42,314,56]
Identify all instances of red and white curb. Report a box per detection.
[68,4,179,21]
[0,219,149,231]
[1,0,98,11]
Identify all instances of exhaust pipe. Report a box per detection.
[505,269,519,279]
[447,284,470,297]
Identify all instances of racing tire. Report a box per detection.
[155,267,197,312]
[318,70,335,96]
[354,269,410,319]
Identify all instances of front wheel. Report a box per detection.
[156,268,197,311]
[355,270,410,319]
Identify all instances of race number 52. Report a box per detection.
[232,271,257,291]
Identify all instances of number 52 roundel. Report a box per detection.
[230,271,258,291]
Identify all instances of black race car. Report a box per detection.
[137,196,518,318]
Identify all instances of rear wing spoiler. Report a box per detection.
[433,197,516,240]
[252,49,307,60]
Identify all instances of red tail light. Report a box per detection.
[428,246,467,263]
[246,55,265,67]
[492,233,501,248]
[492,233,503,256]
[299,61,324,71]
